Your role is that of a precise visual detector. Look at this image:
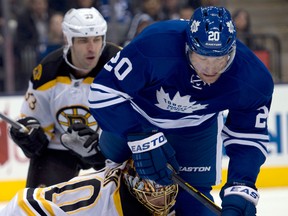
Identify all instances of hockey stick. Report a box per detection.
[167,164,222,216]
[0,112,29,133]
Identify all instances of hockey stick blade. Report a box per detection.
[0,112,29,133]
[167,164,221,216]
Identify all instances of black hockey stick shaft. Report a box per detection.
[0,112,29,133]
[168,165,221,215]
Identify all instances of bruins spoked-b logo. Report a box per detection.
[56,106,98,131]
[33,64,42,81]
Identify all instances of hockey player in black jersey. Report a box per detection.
[0,157,178,216]
[9,7,121,187]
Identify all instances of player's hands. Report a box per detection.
[128,132,179,185]
[60,123,106,168]
[9,117,49,158]
[220,181,259,216]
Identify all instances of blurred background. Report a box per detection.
[0,0,287,94]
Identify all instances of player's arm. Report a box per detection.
[89,46,179,184]
[9,71,55,158]
[21,64,56,139]
[0,174,103,216]
[220,99,272,216]
[89,46,154,135]
[0,188,67,216]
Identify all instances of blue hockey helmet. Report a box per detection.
[186,6,236,57]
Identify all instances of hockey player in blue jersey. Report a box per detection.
[87,6,274,215]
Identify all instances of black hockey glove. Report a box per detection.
[9,117,49,158]
[60,123,106,169]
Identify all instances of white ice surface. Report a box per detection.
[1,187,288,215]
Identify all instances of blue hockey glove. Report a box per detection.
[220,181,259,216]
[128,132,179,185]
[9,117,49,158]
[60,123,106,168]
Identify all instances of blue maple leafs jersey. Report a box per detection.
[89,20,274,184]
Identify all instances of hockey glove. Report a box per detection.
[60,123,106,168]
[220,180,259,216]
[128,132,179,185]
[9,117,49,158]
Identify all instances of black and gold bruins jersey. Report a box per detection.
[0,161,152,216]
[20,42,121,150]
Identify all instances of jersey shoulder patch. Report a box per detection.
[31,48,70,89]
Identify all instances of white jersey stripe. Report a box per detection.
[90,84,131,101]
[89,97,127,108]
[89,83,217,129]
[222,126,269,141]
[215,113,224,185]
[223,139,268,156]
[130,102,216,129]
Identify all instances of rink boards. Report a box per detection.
[1,84,288,201]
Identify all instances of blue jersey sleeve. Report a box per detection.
[223,99,272,183]
[220,41,274,184]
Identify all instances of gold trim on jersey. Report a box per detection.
[83,77,94,84]
[18,189,36,216]
[37,76,71,91]
[103,163,124,216]
[36,76,94,91]
[113,183,124,216]
[43,123,55,139]
[36,188,55,215]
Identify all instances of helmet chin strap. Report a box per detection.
[63,53,90,73]
[63,45,89,73]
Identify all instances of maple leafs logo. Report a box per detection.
[190,74,208,90]
[155,87,208,113]
[190,20,200,33]
[226,21,235,34]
